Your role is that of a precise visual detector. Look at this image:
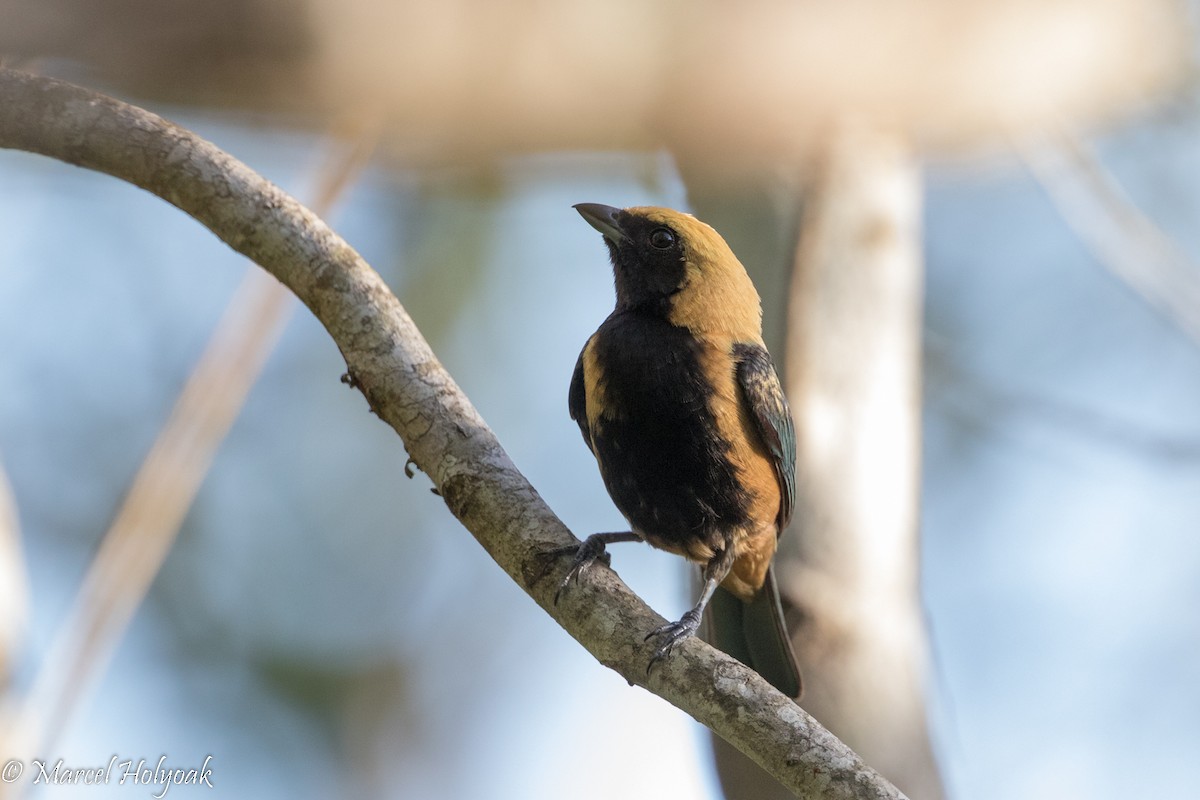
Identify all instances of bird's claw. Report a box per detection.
[644,608,703,675]
[536,536,613,605]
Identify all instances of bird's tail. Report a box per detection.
[707,565,802,698]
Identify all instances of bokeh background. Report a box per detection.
[1,1,1199,798]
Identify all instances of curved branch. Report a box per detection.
[0,68,904,800]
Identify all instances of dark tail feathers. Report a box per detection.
[707,565,802,698]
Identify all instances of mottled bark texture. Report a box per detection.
[0,69,906,800]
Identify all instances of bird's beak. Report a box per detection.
[574,203,628,244]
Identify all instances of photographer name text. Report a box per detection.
[1,755,213,797]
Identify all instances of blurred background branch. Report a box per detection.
[1023,134,1200,348]
[0,0,1184,163]
[0,457,28,691]
[7,114,378,775]
[930,342,1200,463]
[782,124,937,799]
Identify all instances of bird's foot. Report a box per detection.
[644,608,703,674]
[538,535,614,605]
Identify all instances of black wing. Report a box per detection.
[734,343,797,530]
[568,347,593,453]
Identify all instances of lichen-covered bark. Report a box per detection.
[0,68,905,800]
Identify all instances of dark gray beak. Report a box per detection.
[574,203,627,243]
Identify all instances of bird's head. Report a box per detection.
[574,203,764,340]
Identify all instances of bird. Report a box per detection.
[553,202,801,697]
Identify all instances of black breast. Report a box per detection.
[586,311,750,549]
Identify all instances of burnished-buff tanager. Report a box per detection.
[555,202,801,697]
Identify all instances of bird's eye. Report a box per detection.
[649,228,675,249]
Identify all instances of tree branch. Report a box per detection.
[1022,133,1200,350]
[0,68,904,800]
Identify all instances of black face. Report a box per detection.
[607,211,687,313]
